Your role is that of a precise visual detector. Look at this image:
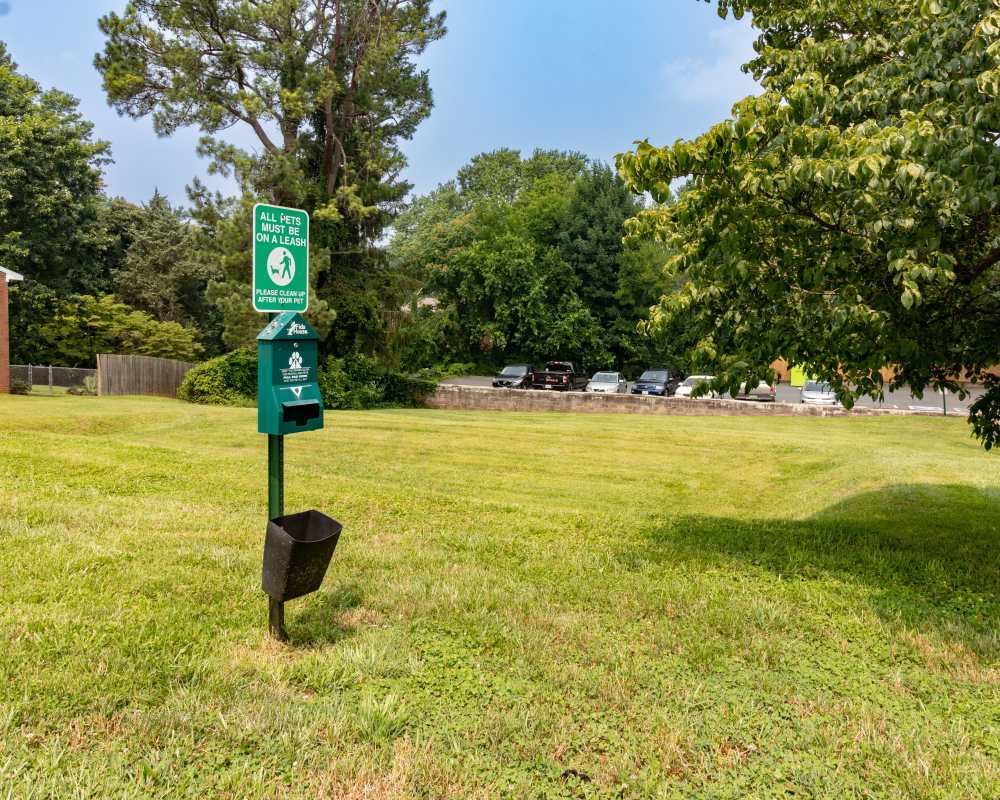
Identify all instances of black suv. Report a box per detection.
[631,367,683,397]
[492,364,533,389]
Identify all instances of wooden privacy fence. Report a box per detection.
[97,354,195,398]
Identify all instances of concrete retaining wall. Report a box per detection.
[427,385,956,418]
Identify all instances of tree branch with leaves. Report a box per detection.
[619,0,1000,448]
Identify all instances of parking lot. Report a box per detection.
[441,376,983,414]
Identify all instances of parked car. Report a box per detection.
[631,368,682,397]
[531,361,589,391]
[730,381,777,402]
[675,375,718,399]
[800,380,839,405]
[586,371,628,394]
[492,364,532,389]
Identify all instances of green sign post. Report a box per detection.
[252,203,309,314]
[252,202,313,639]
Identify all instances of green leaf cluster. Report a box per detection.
[619,0,1000,442]
[28,293,204,367]
[390,150,673,370]
[96,1,447,358]
[115,191,223,344]
[0,43,111,292]
[176,346,257,406]
[318,354,437,409]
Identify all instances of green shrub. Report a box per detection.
[178,348,436,410]
[319,355,383,410]
[413,361,477,381]
[382,372,437,406]
[67,376,98,396]
[317,357,357,409]
[319,354,436,410]
[38,294,203,366]
[177,348,257,406]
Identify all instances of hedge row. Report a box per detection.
[177,348,437,410]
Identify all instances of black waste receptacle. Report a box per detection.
[262,510,342,602]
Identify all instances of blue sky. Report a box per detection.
[0,0,758,206]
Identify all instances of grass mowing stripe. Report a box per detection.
[0,396,997,798]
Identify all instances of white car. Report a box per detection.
[800,380,839,405]
[674,375,717,399]
[586,371,628,393]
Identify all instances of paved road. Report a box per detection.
[440,376,982,414]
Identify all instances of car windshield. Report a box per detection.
[500,366,527,376]
[682,376,709,387]
[592,372,618,382]
[639,370,668,382]
[545,363,570,372]
[804,381,831,392]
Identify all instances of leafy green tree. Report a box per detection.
[7,279,63,366]
[391,150,675,370]
[392,150,587,247]
[437,231,606,366]
[454,148,587,207]
[556,164,674,367]
[0,43,111,293]
[38,295,203,367]
[116,191,224,351]
[388,182,469,305]
[612,239,682,374]
[619,0,1000,445]
[384,301,459,368]
[90,197,146,293]
[96,1,446,354]
[559,165,639,316]
[390,150,610,367]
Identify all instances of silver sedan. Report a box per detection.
[586,371,628,393]
[800,380,839,405]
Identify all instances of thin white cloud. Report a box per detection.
[661,19,760,115]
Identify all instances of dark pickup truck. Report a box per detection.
[531,361,588,391]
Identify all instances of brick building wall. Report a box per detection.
[0,273,8,393]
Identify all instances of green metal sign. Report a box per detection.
[252,203,309,313]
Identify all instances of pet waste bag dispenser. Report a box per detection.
[258,312,339,642]
[257,312,324,434]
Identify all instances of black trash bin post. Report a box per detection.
[262,510,342,638]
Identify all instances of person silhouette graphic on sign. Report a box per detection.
[265,246,296,287]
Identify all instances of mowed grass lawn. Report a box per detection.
[1,396,998,799]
